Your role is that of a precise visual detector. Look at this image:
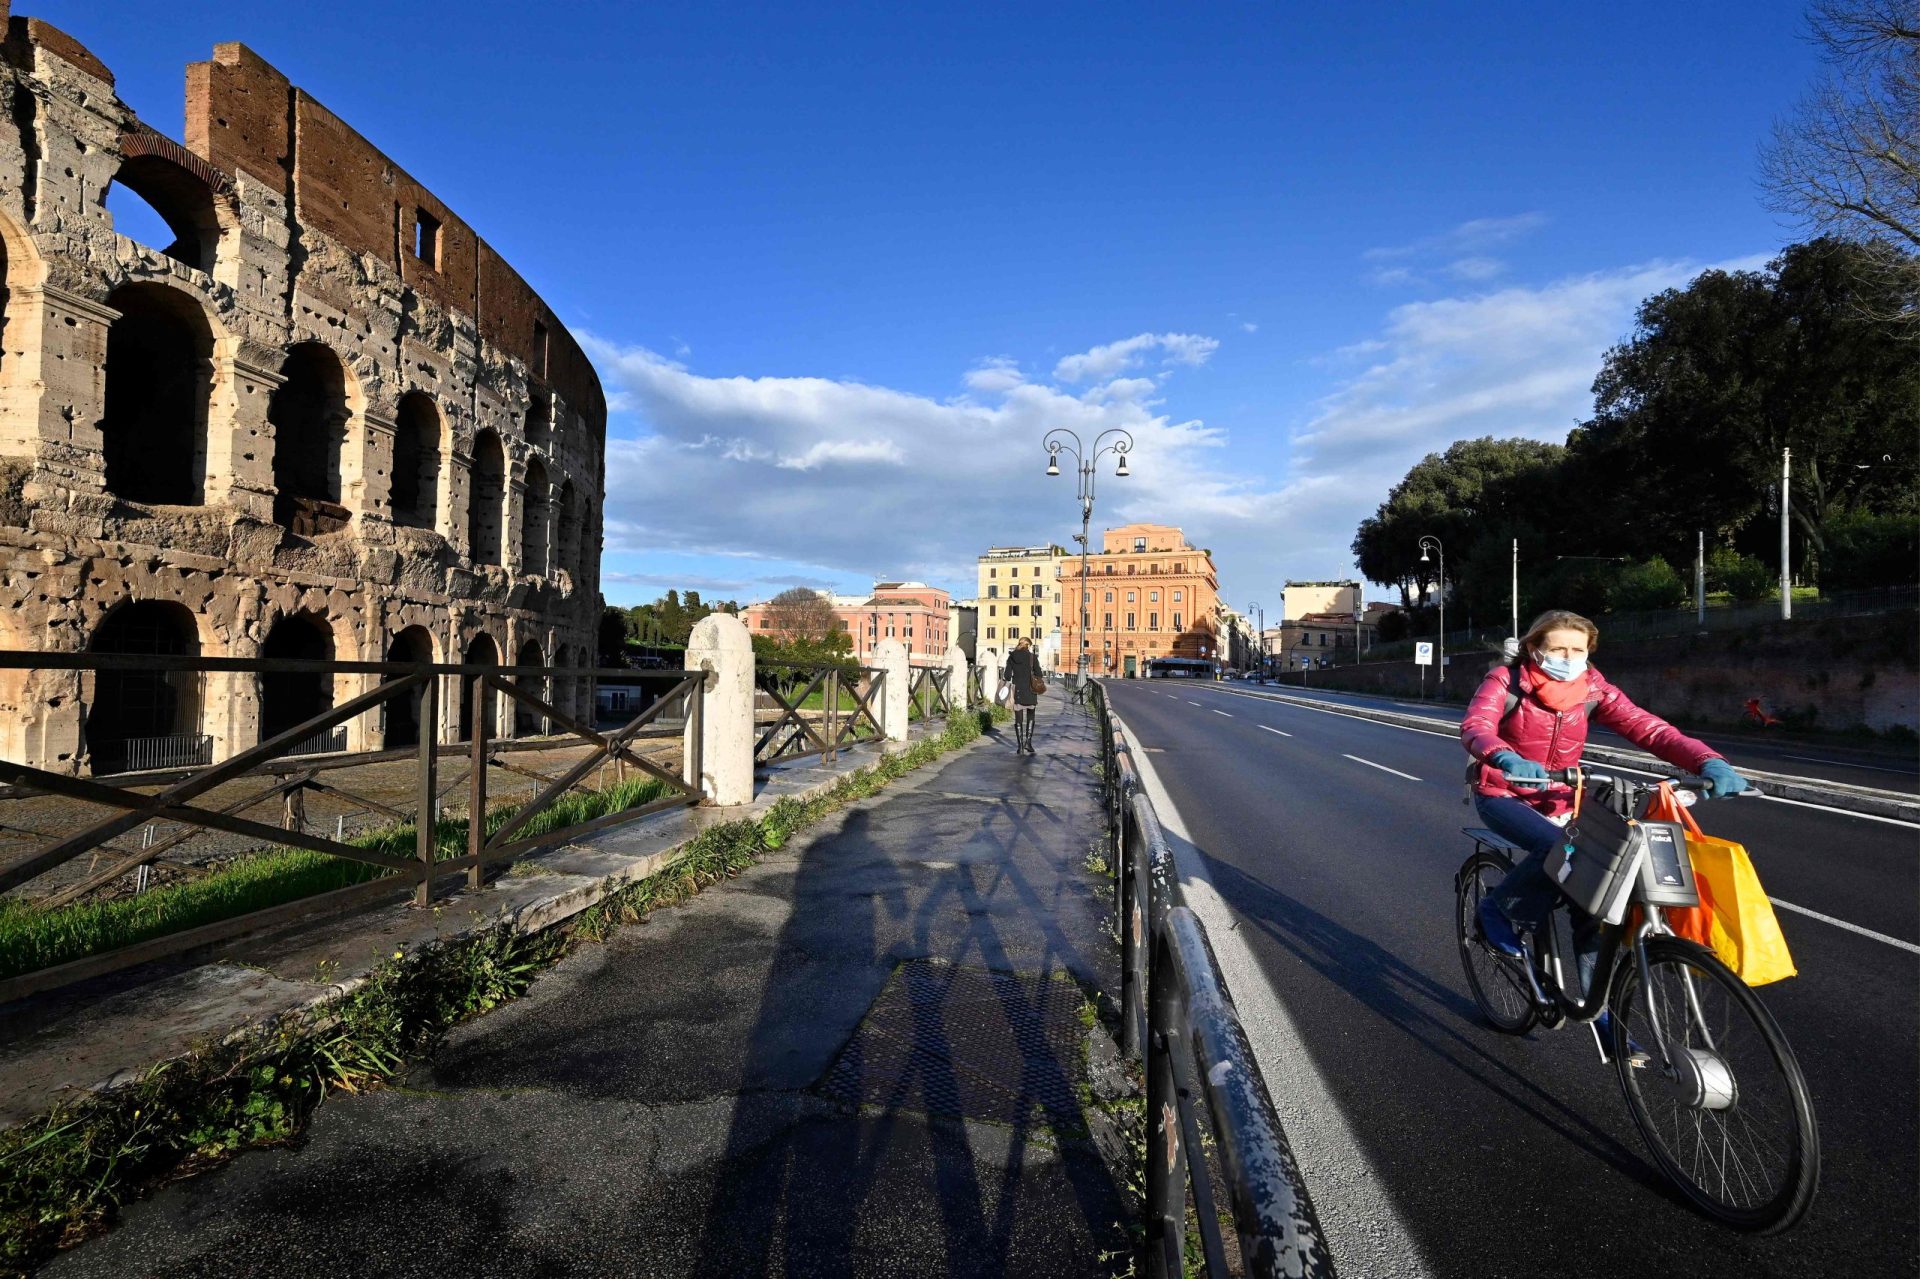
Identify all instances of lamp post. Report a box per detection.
[1045,427,1134,683]
[1245,601,1264,682]
[1418,535,1445,688]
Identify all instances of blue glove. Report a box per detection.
[1700,759,1748,799]
[1490,750,1547,781]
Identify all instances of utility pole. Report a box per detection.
[1780,446,1793,621]
[1695,530,1706,627]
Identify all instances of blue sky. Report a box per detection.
[57,0,1820,608]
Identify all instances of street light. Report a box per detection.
[1245,601,1264,682]
[1045,427,1134,683]
[1418,535,1445,688]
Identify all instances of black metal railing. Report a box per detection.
[0,650,707,1003]
[1087,680,1333,1278]
[91,733,214,773]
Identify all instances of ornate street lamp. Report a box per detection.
[1045,428,1134,682]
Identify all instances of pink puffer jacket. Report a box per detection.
[1460,663,1722,816]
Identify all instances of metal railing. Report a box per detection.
[907,663,953,722]
[753,661,884,765]
[0,651,706,1003]
[278,725,348,758]
[1088,680,1332,1278]
[92,733,215,773]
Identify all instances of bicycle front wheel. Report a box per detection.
[1455,850,1536,1034]
[1609,937,1820,1232]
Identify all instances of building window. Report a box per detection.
[1149,613,1158,630]
[1053,592,1061,603]
[989,567,996,577]
[1127,613,1136,629]
[1104,612,1113,628]
[413,209,440,268]
[1127,591,1136,603]
[1173,613,1183,630]
[1134,537,1147,552]
[986,626,996,638]
[1173,590,1182,602]
[988,604,996,616]
[1149,590,1159,602]
[987,585,998,598]
[1010,584,1022,598]
[1104,591,1113,603]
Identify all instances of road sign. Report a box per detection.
[1414,642,1434,666]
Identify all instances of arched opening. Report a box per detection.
[513,639,546,737]
[382,625,436,749]
[104,155,221,271]
[458,633,500,741]
[525,393,550,451]
[87,600,206,773]
[555,479,579,578]
[468,430,505,566]
[102,283,212,505]
[520,457,549,577]
[260,613,337,753]
[390,392,441,531]
[270,342,351,536]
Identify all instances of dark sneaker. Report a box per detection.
[1475,897,1525,960]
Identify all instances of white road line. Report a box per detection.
[1769,897,1920,956]
[1260,725,1293,738]
[1780,754,1918,777]
[1114,716,1432,1277]
[1188,700,1203,707]
[1342,754,1423,782]
[1759,793,1920,829]
[1211,709,1233,718]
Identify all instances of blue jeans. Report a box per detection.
[1476,794,1603,998]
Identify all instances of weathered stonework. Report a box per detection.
[0,9,606,771]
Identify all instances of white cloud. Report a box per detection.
[1052,332,1220,383]
[582,331,1278,594]
[1240,321,1259,333]
[1445,256,1506,281]
[1364,212,1549,262]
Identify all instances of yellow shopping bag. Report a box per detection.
[1686,832,1798,986]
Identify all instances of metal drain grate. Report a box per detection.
[820,961,1088,1125]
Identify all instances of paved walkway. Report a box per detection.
[48,696,1128,1278]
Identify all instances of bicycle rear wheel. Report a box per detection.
[1455,851,1537,1034]
[1609,937,1820,1232]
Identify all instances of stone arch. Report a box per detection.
[390,391,442,531]
[512,638,546,737]
[458,631,501,741]
[520,456,550,577]
[270,341,353,535]
[259,611,336,751]
[468,429,505,566]
[555,478,579,578]
[102,282,215,505]
[85,599,204,773]
[103,152,224,272]
[382,624,436,749]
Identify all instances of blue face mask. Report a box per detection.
[1535,651,1588,682]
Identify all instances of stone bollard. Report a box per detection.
[871,637,910,744]
[942,645,969,713]
[683,612,754,805]
[979,648,1002,710]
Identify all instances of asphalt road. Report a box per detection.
[1105,677,1919,1279]
[1236,680,1920,795]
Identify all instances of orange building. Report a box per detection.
[1060,523,1220,677]
[741,582,951,664]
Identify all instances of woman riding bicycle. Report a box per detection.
[1463,609,1750,991]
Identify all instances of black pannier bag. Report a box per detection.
[1546,786,1699,923]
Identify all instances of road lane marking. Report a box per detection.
[1758,794,1919,829]
[1188,700,1203,706]
[1113,715,1431,1277]
[1211,709,1233,718]
[1780,754,1917,777]
[1342,754,1422,782]
[1259,725,1292,738]
[1768,898,1920,955]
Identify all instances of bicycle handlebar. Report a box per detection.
[1500,766,1764,799]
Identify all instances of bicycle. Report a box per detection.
[1453,766,1820,1233]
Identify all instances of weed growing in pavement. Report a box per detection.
[1083,841,1112,878]
[0,707,999,1273]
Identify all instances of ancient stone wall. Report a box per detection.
[0,8,607,771]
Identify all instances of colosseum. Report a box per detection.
[0,10,606,775]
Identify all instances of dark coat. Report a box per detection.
[1002,648,1042,708]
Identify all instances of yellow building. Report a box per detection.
[976,544,1070,668]
[1061,523,1220,677]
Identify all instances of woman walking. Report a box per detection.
[1003,638,1043,755]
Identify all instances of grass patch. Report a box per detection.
[0,777,674,983]
[0,708,997,1273]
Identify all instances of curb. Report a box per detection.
[1212,686,1920,825]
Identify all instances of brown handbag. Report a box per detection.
[1030,674,1047,696]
